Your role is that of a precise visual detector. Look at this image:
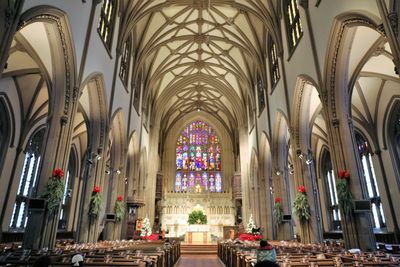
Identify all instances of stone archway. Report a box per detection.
[259,132,273,239]
[272,111,294,240]
[290,76,324,243]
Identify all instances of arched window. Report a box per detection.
[0,98,11,171]
[132,71,142,113]
[175,121,222,192]
[58,149,76,230]
[119,35,132,86]
[257,74,266,114]
[10,128,45,229]
[388,103,400,185]
[283,0,303,53]
[268,34,280,88]
[98,0,117,50]
[321,151,341,230]
[355,132,386,229]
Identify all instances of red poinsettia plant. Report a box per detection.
[274,197,283,225]
[297,185,306,193]
[337,169,353,215]
[52,168,65,178]
[293,185,310,221]
[338,170,350,180]
[93,185,101,193]
[89,185,102,218]
[45,168,65,214]
[239,233,263,241]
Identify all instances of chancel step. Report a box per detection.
[181,244,218,255]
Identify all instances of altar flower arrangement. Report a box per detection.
[187,205,207,224]
[337,169,353,215]
[293,185,311,221]
[274,197,284,225]
[115,195,125,221]
[45,168,65,214]
[89,185,102,218]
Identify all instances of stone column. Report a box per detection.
[291,147,321,243]
[238,127,251,227]
[273,171,292,240]
[0,0,25,75]
[325,116,376,250]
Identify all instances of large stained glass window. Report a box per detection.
[175,121,222,192]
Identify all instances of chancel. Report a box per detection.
[0,1,400,266]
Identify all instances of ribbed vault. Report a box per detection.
[122,0,278,136]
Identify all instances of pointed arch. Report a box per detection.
[19,5,77,118]
[291,75,321,151]
[80,73,109,152]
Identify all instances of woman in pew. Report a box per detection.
[256,240,279,267]
[33,255,52,267]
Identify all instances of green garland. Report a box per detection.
[187,210,207,224]
[274,202,284,225]
[115,200,125,221]
[293,189,311,221]
[337,179,353,215]
[89,191,102,218]
[45,177,65,214]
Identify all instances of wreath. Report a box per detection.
[45,168,65,214]
[293,185,311,221]
[337,170,353,215]
[89,185,102,218]
[273,197,284,225]
[115,195,125,221]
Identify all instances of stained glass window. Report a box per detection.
[284,0,303,53]
[175,121,222,192]
[98,0,117,50]
[268,34,280,88]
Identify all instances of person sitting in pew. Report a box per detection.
[33,255,52,267]
[255,239,279,267]
[71,253,84,266]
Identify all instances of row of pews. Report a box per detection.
[218,240,400,267]
[0,239,180,266]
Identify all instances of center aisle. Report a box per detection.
[175,254,225,267]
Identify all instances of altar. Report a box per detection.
[160,191,235,239]
[185,224,211,244]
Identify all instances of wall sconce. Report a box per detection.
[275,170,281,176]
[269,186,274,195]
[105,168,121,175]
[87,151,102,164]
[297,149,304,159]
[288,163,294,174]
[305,158,313,165]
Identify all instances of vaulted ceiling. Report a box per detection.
[121,0,279,137]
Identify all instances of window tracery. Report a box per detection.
[175,121,222,192]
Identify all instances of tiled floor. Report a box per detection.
[175,254,225,267]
